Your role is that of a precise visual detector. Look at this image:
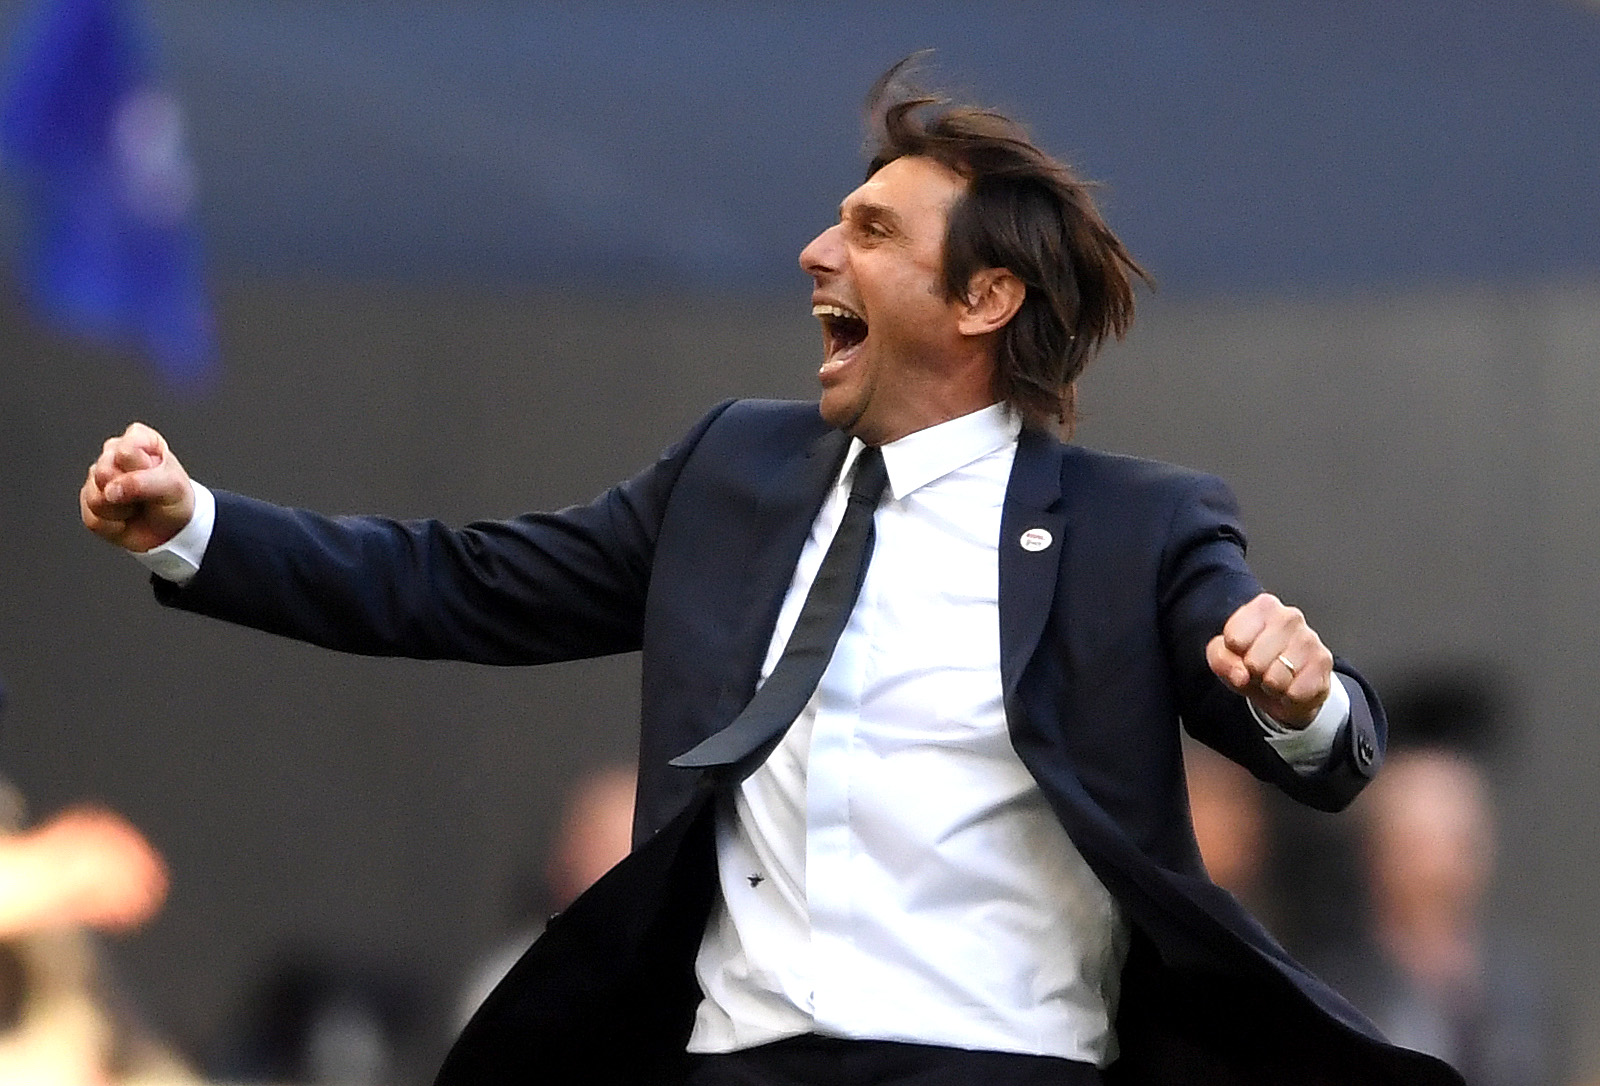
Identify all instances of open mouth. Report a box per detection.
[813,302,868,363]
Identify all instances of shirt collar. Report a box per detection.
[840,403,1021,502]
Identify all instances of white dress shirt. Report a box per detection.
[683,405,1344,1065]
[139,407,1346,1067]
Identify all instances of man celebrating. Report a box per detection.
[81,68,1460,1086]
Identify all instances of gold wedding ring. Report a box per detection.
[1276,654,1298,676]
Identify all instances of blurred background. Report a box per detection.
[1,1,1598,1083]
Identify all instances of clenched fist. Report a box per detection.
[1206,593,1334,729]
[80,422,195,553]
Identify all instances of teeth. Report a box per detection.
[812,303,862,322]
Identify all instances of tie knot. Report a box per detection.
[848,445,888,507]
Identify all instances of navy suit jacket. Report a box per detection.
[155,399,1461,1085]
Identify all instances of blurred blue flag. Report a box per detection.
[0,0,215,387]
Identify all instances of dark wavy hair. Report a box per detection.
[865,60,1149,432]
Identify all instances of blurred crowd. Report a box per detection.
[0,780,196,1086]
[1187,671,1570,1086]
[2,675,1590,1086]
[0,753,636,1086]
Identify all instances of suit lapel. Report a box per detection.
[998,426,1069,705]
[725,426,852,705]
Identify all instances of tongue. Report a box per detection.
[836,317,867,350]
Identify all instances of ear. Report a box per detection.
[956,268,1026,337]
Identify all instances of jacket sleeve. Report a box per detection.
[1158,473,1384,812]
[152,400,738,665]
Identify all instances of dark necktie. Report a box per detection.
[670,445,889,782]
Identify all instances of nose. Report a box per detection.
[799,223,842,278]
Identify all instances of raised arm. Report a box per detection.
[1159,472,1382,812]
[80,403,737,666]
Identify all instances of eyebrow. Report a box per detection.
[841,199,902,232]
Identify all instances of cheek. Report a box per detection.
[868,274,943,333]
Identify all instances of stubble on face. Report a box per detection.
[801,156,979,446]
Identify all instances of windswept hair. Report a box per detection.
[865,58,1150,432]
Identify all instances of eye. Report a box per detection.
[841,207,895,244]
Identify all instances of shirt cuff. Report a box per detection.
[134,482,215,585]
[1251,674,1350,774]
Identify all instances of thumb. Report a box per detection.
[105,448,191,509]
[106,464,180,506]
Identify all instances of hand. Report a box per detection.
[80,422,196,553]
[0,806,169,935]
[35,807,170,931]
[1206,592,1333,729]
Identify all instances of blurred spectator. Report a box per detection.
[207,952,428,1086]
[1184,740,1280,933]
[541,764,637,911]
[0,802,168,938]
[0,779,199,1086]
[1382,666,1509,756]
[206,763,637,1085]
[1267,666,1511,965]
[1314,748,1561,1086]
[454,763,636,1027]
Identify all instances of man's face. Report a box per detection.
[799,155,981,446]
